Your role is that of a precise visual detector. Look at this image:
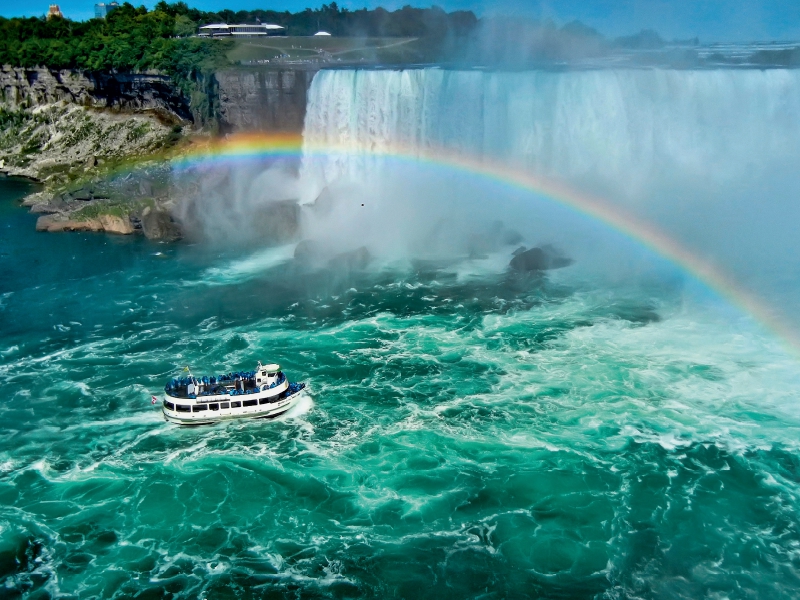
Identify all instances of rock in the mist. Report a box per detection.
[509,245,573,272]
[294,241,371,271]
[329,246,371,270]
[251,200,300,244]
[294,239,323,264]
[141,206,182,241]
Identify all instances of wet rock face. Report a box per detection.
[216,67,319,133]
[509,245,574,272]
[0,67,191,122]
[141,207,182,242]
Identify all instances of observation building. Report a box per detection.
[198,23,286,37]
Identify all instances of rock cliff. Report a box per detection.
[4,64,322,240]
[0,66,192,122]
[216,66,319,133]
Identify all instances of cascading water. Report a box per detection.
[300,68,800,326]
[2,67,800,598]
[301,68,800,196]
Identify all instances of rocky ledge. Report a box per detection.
[21,163,183,241]
[35,213,134,235]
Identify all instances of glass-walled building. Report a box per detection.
[94,2,119,19]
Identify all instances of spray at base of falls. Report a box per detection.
[296,67,800,343]
[3,67,799,598]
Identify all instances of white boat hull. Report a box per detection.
[162,388,306,426]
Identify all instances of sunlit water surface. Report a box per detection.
[2,176,800,599]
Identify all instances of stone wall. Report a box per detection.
[215,66,320,133]
[0,67,192,122]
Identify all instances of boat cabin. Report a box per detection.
[256,363,281,388]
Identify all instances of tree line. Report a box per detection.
[0,2,477,75]
[160,1,478,38]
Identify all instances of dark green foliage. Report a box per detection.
[0,2,477,73]
[0,4,232,125]
[208,3,479,39]
[0,3,232,96]
[0,2,476,125]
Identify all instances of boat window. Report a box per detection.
[243,399,257,407]
[261,371,266,376]
[210,403,219,411]
[259,397,271,405]
[193,404,208,412]
[176,404,190,412]
[164,400,175,410]
[230,401,241,408]
[220,402,230,409]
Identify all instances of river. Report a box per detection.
[2,66,800,598]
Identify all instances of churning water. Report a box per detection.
[2,67,800,599]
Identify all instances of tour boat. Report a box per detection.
[161,361,306,425]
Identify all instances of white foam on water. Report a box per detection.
[277,391,314,421]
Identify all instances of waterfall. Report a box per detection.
[301,68,800,200]
[298,67,800,320]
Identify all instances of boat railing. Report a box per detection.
[164,372,286,399]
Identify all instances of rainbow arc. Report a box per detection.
[172,133,800,357]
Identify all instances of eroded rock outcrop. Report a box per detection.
[141,206,182,242]
[0,104,176,182]
[36,214,134,235]
[0,67,191,121]
[509,245,574,272]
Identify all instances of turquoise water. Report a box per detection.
[3,175,800,599]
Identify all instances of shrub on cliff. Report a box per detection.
[0,2,477,74]
[0,4,230,81]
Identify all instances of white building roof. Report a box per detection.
[314,31,332,36]
[199,23,286,31]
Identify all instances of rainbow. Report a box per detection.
[173,133,799,355]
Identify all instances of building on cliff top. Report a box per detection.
[47,4,63,19]
[94,2,118,19]
[198,23,286,37]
